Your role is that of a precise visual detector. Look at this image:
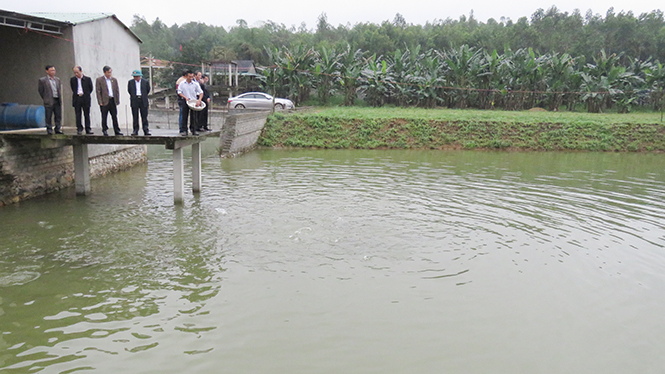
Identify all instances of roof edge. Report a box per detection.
[67,13,142,43]
[0,9,70,26]
[2,10,142,43]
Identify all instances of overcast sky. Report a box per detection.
[2,0,662,30]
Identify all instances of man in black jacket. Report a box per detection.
[127,69,151,136]
[198,75,211,131]
[70,66,94,135]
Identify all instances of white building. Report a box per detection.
[0,10,142,128]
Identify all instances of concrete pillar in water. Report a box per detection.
[173,147,184,204]
[192,142,201,193]
[73,143,90,195]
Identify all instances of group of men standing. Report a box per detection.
[176,69,211,136]
[38,65,151,136]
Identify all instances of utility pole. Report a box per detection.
[272,67,276,113]
[148,54,153,91]
[208,63,213,111]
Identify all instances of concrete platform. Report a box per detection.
[0,127,220,204]
[0,127,220,150]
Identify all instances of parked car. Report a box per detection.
[227,92,295,110]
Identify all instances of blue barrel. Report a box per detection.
[0,103,46,130]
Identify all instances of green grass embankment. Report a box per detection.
[259,107,665,152]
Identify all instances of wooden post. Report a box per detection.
[192,142,201,193]
[173,147,184,204]
[73,143,90,195]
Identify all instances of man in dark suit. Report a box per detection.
[198,75,211,131]
[95,65,123,136]
[37,65,63,135]
[127,70,151,136]
[70,66,94,135]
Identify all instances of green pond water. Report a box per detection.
[1,144,665,373]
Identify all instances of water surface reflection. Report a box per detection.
[1,147,665,373]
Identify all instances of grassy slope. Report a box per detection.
[259,107,665,151]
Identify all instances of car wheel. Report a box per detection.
[274,103,284,110]
[234,104,245,109]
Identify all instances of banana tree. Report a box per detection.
[264,45,317,105]
[542,53,577,111]
[386,47,418,106]
[587,50,622,110]
[438,45,484,108]
[475,50,506,109]
[359,54,393,107]
[261,47,294,99]
[502,48,545,110]
[314,46,341,105]
[338,45,364,106]
[645,60,665,112]
[411,50,445,108]
[580,72,614,113]
[609,66,644,113]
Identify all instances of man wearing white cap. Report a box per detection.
[128,69,151,136]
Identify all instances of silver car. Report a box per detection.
[227,92,295,110]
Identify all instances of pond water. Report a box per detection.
[1,144,665,373]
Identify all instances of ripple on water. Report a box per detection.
[0,271,40,287]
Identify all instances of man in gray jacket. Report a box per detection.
[95,66,123,136]
[37,65,63,135]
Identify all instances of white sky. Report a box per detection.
[1,0,662,30]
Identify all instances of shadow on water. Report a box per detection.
[1,147,665,372]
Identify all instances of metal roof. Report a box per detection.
[0,10,141,42]
[0,9,67,34]
[25,12,113,25]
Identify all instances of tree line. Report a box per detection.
[263,44,665,113]
[132,7,665,66]
[131,6,665,112]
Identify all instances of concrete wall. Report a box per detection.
[219,111,270,156]
[72,17,141,130]
[0,25,75,125]
[0,141,146,206]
